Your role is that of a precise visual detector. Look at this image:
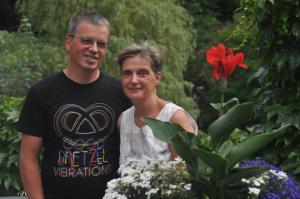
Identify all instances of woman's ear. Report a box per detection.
[155,72,162,86]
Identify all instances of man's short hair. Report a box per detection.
[67,11,110,36]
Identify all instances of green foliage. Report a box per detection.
[143,101,288,198]
[15,0,199,115]
[235,0,300,179]
[179,0,259,130]
[0,96,23,195]
[0,30,65,97]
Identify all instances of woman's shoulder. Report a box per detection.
[164,103,198,134]
[119,106,135,126]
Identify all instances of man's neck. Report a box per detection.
[63,67,100,84]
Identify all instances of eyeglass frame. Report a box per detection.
[68,34,109,50]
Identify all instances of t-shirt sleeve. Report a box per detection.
[16,86,46,137]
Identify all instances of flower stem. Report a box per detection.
[219,78,227,116]
[220,92,224,116]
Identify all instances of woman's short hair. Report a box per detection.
[117,41,164,73]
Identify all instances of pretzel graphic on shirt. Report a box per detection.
[53,103,116,147]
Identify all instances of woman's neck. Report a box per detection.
[133,97,166,128]
[134,96,166,119]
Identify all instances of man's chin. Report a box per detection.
[82,64,100,72]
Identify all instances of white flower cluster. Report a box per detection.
[103,158,194,199]
[241,169,288,198]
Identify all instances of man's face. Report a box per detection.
[65,21,109,72]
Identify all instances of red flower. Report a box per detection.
[206,43,248,81]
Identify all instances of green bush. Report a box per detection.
[0,96,23,195]
[0,30,65,97]
[236,0,300,179]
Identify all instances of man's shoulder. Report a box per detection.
[31,72,63,90]
[100,73,122,90]
[101,73,120,83]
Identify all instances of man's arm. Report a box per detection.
[19,134,44,199]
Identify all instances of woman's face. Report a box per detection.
[120,56,161,103]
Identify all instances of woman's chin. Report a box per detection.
[127,94,145,102]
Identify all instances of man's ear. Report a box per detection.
[65,35,72,51]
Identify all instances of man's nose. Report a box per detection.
[89,41,98,52]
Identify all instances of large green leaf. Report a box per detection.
[226,125,289,169]
[170,133,203,174]
[192,146,227,180]
[217,140,234,158]
[143,117,205,175]
[142,117,183,144]
[190,177,214,199]
[208,102,254,150]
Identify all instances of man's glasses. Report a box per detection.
[69,35,108,49]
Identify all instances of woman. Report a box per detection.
[117,41,198,165]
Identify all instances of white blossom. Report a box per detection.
[248,187,261,196]
[103,159,193,198]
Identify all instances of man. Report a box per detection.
[17,11,131,199]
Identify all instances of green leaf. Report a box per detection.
[208,102,254,150]
[210,97,239,113]
[247,67,265,85]
[12,179,21,191]
[292,21,300,38]
[143,118,206,175]
[226,125,289,169]
[169,133,201,173]
[190,177,214,199]
[4,177,12,190]
[192,146,227,180]
[0,153,7,164]
[142,117,183,144]
[217,140,234,158]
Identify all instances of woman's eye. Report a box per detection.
[139,70,148,76]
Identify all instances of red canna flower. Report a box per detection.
[206,43,248,81]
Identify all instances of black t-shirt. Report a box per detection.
[17,71,131,199]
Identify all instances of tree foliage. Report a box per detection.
[235,0,300,179]
[0,96,23,195]
[0,16,65,97]
[16,0,199,115]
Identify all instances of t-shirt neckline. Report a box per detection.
[60,70,103,87]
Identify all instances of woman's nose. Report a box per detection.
[131,73,138,83]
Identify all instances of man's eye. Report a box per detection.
[97,41,107,48]
[81,38,93,45]
[122,71,131,76]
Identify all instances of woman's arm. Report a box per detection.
[168,109,197,160]
[170,109,197,134]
